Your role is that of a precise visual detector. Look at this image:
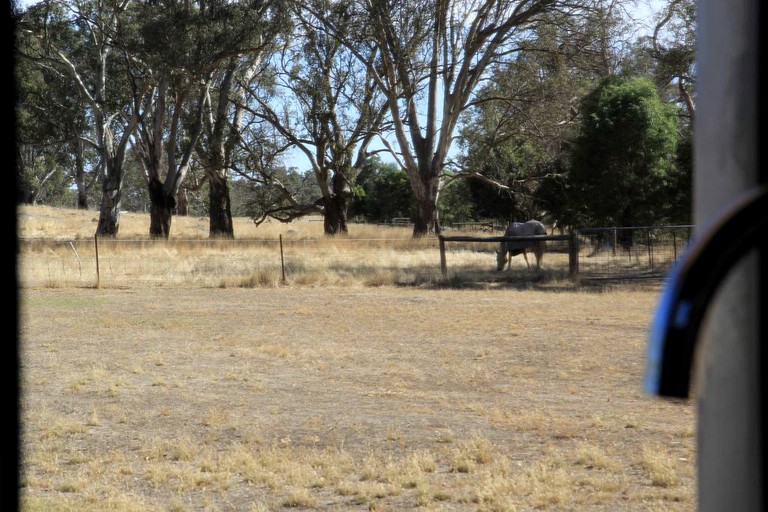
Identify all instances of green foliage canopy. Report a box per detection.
[348,157,415,223]
[568,76,678,227]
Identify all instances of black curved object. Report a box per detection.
[645,186,768,398]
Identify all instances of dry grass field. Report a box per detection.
[18,205,697,511]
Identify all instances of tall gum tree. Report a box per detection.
[294,0,388,235]
[199,59,243,238]
[239,0,387,235]
[125,2,209,239]
[647,0,695,124]
[343,0,584,236]
[457,3,637,226]
[127,0,289,239]
[22,0,137,236]
[194,0,291,238]
[127,2,212,239]
[130,69,207,239]
[15,8,96,209]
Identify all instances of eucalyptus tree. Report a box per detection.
[123,1,290,238]
[238,0,388,235]
[15,21,96,208]
[647,0,695,124]
[193,0,291,238]
[124,2,202,238]
[19,0,139,236]
[456,16,586,222]
[456,2,635,225]
[330,0,589,236]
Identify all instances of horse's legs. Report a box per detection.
[522,250,531,269]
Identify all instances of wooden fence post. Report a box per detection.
[94,234,100,289]
[279,234,286,284]
[673,231,678,261]
[646,228,654,269]
[439,236,447,278]
[568,231,579,282]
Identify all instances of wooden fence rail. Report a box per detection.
[438,232,579,281]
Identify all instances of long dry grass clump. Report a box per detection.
[19,285,696,511]
[18,205,578,289]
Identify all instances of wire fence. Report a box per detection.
[18,236,445,288]
[18,225,693,289]
[574,225,694,279]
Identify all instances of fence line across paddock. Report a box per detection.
[18,225,693,288]
[438,233,579,280]
[439,225,693,281]
[18,236,445,288]
[575,225,694,279]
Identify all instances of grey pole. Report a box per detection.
[695,1,763,510]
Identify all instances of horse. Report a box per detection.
[496,220,547,271]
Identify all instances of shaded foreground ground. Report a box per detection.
[19,286,696,511]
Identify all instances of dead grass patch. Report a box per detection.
[18,206,696,510]
[20,285,697,510]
